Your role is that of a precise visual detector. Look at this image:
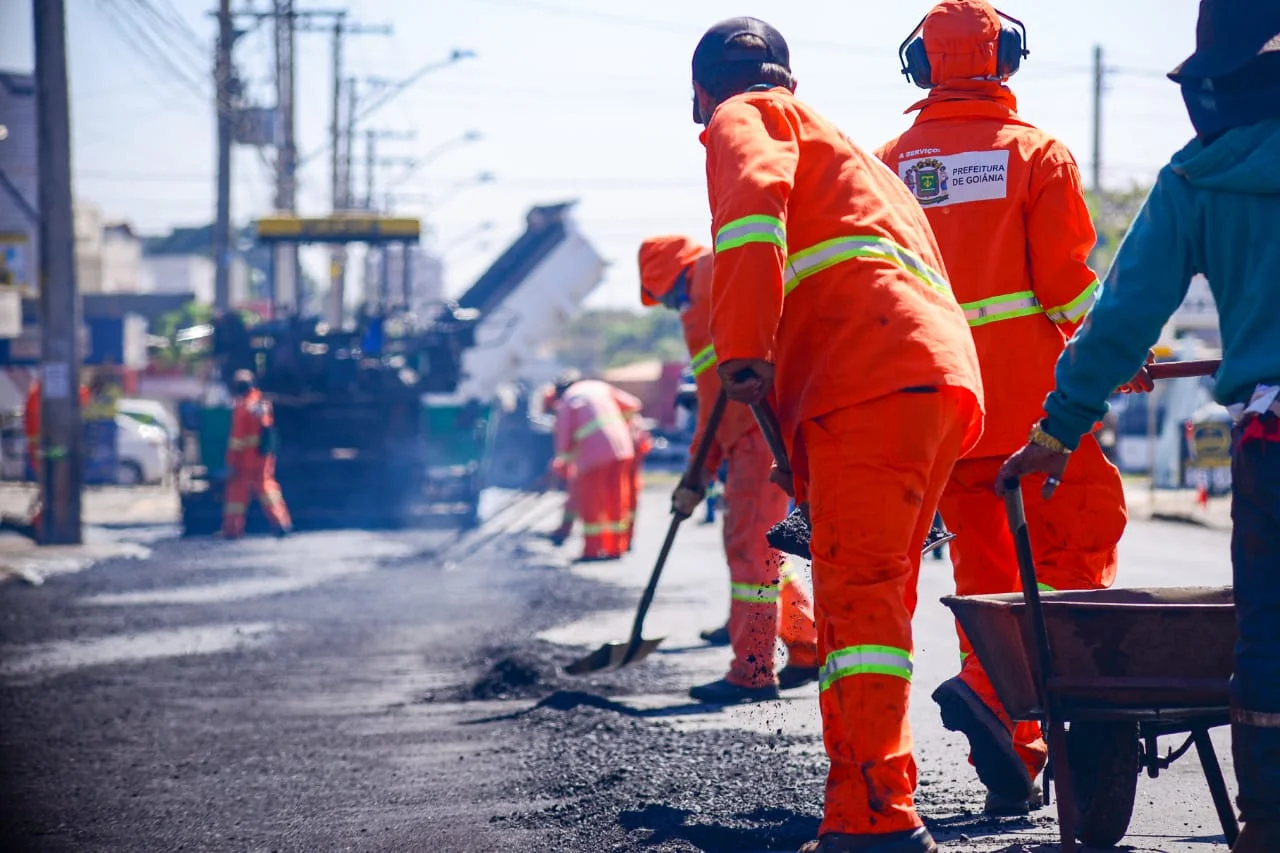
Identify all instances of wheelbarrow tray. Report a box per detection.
[941,586,1235,720]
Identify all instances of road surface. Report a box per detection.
[0,484,1236,852]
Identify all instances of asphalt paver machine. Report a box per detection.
[177,214,489,535]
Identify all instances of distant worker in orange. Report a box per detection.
[222,370,292,539]
[877,0,1128,815]
[546,375,640,562]
[621,411,653,553]
[639,234,820,704]
[690,18,984,851]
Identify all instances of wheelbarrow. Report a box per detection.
[941,479,1239,851]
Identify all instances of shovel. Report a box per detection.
[564,390,730,675]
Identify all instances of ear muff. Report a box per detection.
[994,21,1025,78]
[899,7,1029,88]
[901,25,934,89]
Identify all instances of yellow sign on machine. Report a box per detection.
[254,215,421,244]
[1188,421,1233,469]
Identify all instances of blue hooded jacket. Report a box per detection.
[1042,118,1280,448]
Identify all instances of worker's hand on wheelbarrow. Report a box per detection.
[718,359,774,405]
[671,470,706,519]
[1115,349,1156,394]
[996,422,1071,500]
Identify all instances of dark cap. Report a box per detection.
[692,17,791,85]
[1169,0,1280,82]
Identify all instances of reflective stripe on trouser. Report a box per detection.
[570,459,628,559]
[222,468,293,538]
[723,429,818,687]
[802,390,968,835]
[939,434,1125,779]
[1229,432,1280,821]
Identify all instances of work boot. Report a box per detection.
[546,525,571,547]
[797,828,937,852]
[777,663,820,690]
[574,553,621,564]
[699,624,731,646]
[1233,820,1280,852]
[689,678,779,705]
[983,782,1043,816]
[932,677,1034,802]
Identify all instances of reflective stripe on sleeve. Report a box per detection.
[960,291,1043,328]
[784,236,950,297]
[1044,279,1100,325]
[690,344,717,377]
[820,644,913,691]
[714,215,786,253]
[573,414,625,442]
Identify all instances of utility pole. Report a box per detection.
[365,128,377,211]
[213,0,234,313]
[1091,44,1104,194]
[32,0,82,545]
[272,0,299,316]
[326,11,347,328]
[326,17,391,328]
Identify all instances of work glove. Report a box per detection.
[671,469,707,519]
[718,359,775,405]
[1116,350,1156,394]
[768,463,794,498]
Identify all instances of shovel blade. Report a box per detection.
[563,637,665,675]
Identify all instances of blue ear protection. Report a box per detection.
[899,8,1029,89]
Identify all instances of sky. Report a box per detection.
[0,0,1202,310]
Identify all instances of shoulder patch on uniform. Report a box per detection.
[898,150,1010,208]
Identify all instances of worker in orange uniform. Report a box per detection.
[621,412,653,552]
[876,0,1128,816]
[690,18,984,852]
[23,377,91,540]
[640,234,820,704]
[546,375,640,562]
[222,370,292,539]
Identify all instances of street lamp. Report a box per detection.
[430,171,496,211]
[357,48,477,124]
[385,129,483,192]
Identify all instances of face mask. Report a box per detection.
[232,381,252,397]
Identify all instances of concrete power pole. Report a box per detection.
[32,0,82,545]
[327,19,390,328]
[213,0,234,313]
[273,0,299,316]
[1091,44,1104,194]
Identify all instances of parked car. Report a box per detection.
[114,413,171,486]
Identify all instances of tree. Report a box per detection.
[1086,184,1152,276]
[553,309,688,373]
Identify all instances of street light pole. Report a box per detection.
[32,0,82,545]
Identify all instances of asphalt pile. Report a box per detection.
[766,507,812,560]
[498,700,825,852]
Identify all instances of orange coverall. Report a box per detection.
[222,388,291,538]
[552,380,639,560]
[703,87,984,835]
[621,416,652,553]
[639,235,819,688]
[876,2,1126,783]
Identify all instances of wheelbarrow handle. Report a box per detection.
[1001,478,1056,697]
[1146,359,1221,381]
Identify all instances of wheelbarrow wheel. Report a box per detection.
[1066,721,1141,848]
